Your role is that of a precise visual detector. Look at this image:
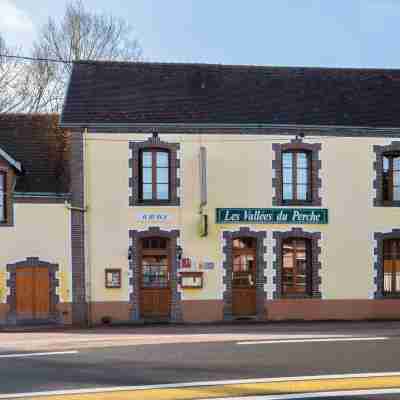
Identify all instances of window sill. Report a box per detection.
[280,294,315,299]
[381,293,400,299]
[134,200,180,207]
[376,201,400,207]
[0,221,13,227]
[280,202,317,207]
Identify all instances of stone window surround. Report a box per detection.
[373,141,400,207]
[129,137,180,206]
[222,227,267,320]
[273,228,322,299]
[374,229,400,298]
[272,139,322,206]
[6,257,60,323]
[129,227,182,322]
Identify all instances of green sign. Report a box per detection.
[216,208,328,224]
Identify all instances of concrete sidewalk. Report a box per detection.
[1,321,400,353]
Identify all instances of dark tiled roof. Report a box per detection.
[61,61,400,128]
[0,114,70,193]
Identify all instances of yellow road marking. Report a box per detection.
[11,375,400,400]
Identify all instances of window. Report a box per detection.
[282,238,311,296]
[232,237,256,288]
[130,138,180,206]
[382,154,400,203]
[282,151,311,203]
[140,149,170,202]
[383,239,400,295]
[0,172,5,222]
[272,141,321,206]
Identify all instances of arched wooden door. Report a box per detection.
[15,266,50,320]
[232,237,257,316]
[140,237,171,319]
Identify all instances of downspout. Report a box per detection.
[83,128,92,327]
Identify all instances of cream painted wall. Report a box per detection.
[85,132,399,303]
[0,203,72,303]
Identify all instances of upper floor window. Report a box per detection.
[383,154,400,203]
[383,239,400,296]
[282,151,311,204]
[282,238,312,296]
[129,138,180,207]
[140,149,170,202]
[0,172,5,222]
[272,141,321,206]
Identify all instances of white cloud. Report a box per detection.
[0,0,34,35]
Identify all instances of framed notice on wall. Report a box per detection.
[105,269,121,288]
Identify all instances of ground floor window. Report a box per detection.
[383,239,400,295]
[282,238,312,296]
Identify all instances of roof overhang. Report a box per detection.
[58,122,400,137]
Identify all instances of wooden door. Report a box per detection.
[140,237,171,319]
[15,267,50,320]
[232,237,257,316]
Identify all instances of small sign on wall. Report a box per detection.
[180,272,203,289]
[137,213,171,223]
[105,269,121,288]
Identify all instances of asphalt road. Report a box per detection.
[1,335,400,397]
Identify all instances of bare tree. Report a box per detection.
[31,0,142,112]
[0,35,32,113]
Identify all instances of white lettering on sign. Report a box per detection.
[137,213,171,222]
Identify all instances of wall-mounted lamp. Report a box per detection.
[295,132,305,141]
[177,245,183,260]
[128,246,133,261]
[152,130,159,139]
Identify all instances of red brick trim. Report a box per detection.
[129,137,180,206]
[272,139,322,206]
[273,228,322,299]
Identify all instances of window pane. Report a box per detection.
[142,168,152,183]
[394,186,400,201]
[282,152,292,168]
[157,184,169,200]
[0,174,4,190]
[297,168,308,184]
[233,238,255,249]
[283,167,292,184]
[383,156,390,172]
[394,157,400,171]
[142,255,168,288]
[297,184,308,200]
[157,167,169,183]
[297,152,308,168]
[283,184,293,200]
[394,171,400,186]
[0,204,4,222]
[157,152,169,167]
[142,184,152,200]
[142,151,152,167]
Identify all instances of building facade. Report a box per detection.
[0,114,72,326]
[2,62,400,325]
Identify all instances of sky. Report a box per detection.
[1,0,400,68]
